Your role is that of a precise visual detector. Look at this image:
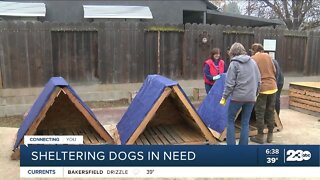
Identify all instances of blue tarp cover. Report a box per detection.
[13,77,100,149]
[197,73,231,134]
[116,75,180,144]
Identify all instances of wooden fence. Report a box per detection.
[0,21,319,88]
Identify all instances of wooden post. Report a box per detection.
[0,40,3,89]
[157,31,161,74]
[0,66,2,89]
[193,88,199,101]
[303,31,310,75]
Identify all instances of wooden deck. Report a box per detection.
[134,124,207,145]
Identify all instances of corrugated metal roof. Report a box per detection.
[83,5,153,19]
[207,10,283,27]
[0,1,45,17]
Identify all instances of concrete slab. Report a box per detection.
[272,109,320,144]
[0,75,319,117]
[0,109,319,179]
[0,127,19,180]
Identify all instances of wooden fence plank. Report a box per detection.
[13,21,29,88]
[182,23,191,79]
[27,22,39,87]
[97,22,107,83]
[3,22,12,88]
[0,22,319,88]
[120,22,129,83]
[161,30,183,79]
[0,22,6,88]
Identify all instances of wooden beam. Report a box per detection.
[62,87,114,144]
[83,128,99,144]
[12,88,61,159]
[174,125,193,142]
[172,86,217,144]
[11,149,20,160]
[290,82,320,90]
[289,91,320,103]
[126,87,172,144]
[164,126,184,144]
[273,111,283,132]
[145,128,163,145]
[218,129,227,141]
[150,127,170,145]
[177,126,199,142]
[289,87,320,98]
[290,87,307,95]
[303,33,310,75]
[0,65,2,89]
[142,131,157,144]
[193,88,199,101]
[290,100,320,112]
[157,126,177,144]
[135,138,143,145]
[290,97,320,107]
[113,129,121,145]
[26,88,61,135]
[139,134,150,145]
[14,88,61,150]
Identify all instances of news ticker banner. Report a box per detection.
[20,143,319,178]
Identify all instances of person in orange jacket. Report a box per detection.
[250,43,278,144]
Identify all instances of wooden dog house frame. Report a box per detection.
[115,75,217,145]
[11,77,114,159]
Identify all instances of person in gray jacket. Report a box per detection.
[220,42,261,145]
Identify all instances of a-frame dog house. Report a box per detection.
[12,77,114,159]
[198,74,283,141]
[115,75,217,145]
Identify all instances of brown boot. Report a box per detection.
[267,133,273,143]
[250,134,264,144]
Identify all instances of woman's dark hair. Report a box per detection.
[211,48,221,59]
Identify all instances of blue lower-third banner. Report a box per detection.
[20,145,319,167]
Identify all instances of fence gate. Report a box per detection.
[223,31,254,65]
[144,27,183,79]
[51,31,98,83]
[282,35,307,73]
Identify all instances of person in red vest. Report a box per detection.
[203,48,226,94]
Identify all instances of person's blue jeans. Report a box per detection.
[205,84,212,94]
[227,101,255,145]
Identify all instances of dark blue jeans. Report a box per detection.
[205,84,212,94]
[227,101,255,145]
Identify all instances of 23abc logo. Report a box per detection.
[286,150,311,162]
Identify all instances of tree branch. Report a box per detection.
[283,0,291,20]
[261,0,286,20]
